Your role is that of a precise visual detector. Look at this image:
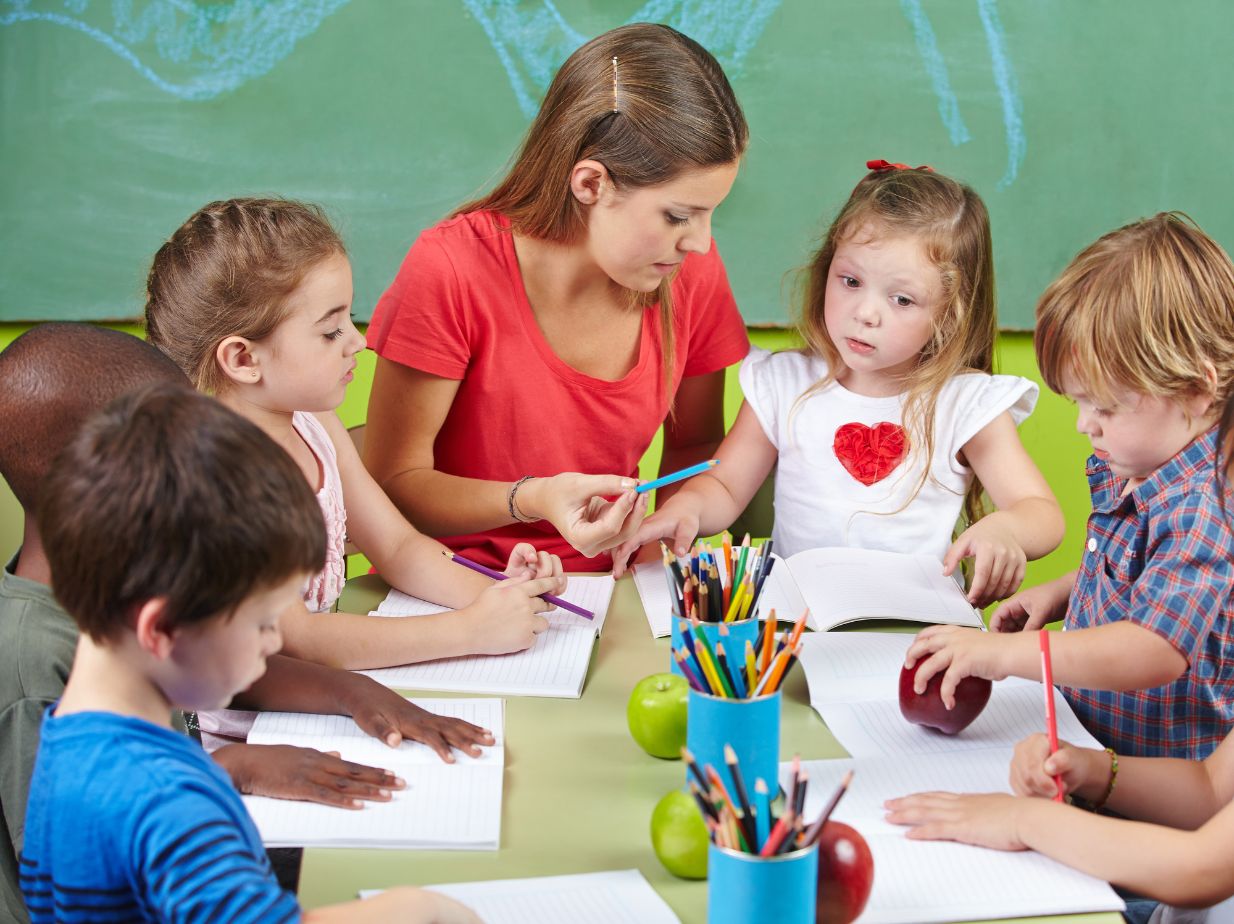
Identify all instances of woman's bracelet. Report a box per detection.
[1073,747,1118,811]
[507,475,541,524]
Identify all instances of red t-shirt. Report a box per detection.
[368,210,749,571]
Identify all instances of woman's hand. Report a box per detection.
[519,473,647,558]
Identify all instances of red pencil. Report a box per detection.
[1039,628,1065,802]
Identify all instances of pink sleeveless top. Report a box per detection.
[294,411,347,614]
[197,412,348,749]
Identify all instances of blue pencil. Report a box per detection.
[635,459,719,494]
[754,778,771,851]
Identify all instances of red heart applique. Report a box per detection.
[833,422,909,486]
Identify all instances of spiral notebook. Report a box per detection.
[242,698,504,849]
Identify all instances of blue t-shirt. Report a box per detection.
[19,708,299,923]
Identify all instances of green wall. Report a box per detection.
[0,323,1088,598]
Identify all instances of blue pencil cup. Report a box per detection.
[686,688,781,796]
[707,843,818,924]
[670,617,762,679]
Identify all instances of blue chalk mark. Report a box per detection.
[977,0,1025,188]
[460,0,586,118]
[0,1,352,101]
[898,0,970,146]
[462,0,783,119]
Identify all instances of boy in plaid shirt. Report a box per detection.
[904,212,1234,762]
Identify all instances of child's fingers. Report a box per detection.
[672,520,697,559]
[910,650,950,696]
[967,550,993,603]
[941,538,970,577]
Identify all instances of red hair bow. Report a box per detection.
[866,159,934,173]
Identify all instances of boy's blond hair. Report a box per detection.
[1036,212,1234,408]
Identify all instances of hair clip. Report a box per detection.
[866,159,934,173]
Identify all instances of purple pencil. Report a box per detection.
[442,550,594,620]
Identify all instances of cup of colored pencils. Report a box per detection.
[687,748,853,924]
[679,607,807,798]
[663,535,779,678]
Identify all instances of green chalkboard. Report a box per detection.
[2,1,1232,328]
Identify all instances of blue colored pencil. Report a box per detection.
[635,459,719,494]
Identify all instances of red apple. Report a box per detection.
[898,660,992,735]
[816,821,874,924]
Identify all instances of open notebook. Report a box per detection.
[779,753,1124,923]
[358,576,615,698]
[360,870,680,923]
[633,547,981,637]
[797,631,1103,758]
[242,698,503,850]
[774,632,1122,921]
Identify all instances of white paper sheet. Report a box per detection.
[373,574,614,635]
[796,631,1102,757]
[361,870,680,923]
[358,623,597,698]
[242,699,503,849]
[632,560,675,637]
[778,755,1124,923]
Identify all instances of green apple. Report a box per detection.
[650,789,709,879]
[626,672,688,759]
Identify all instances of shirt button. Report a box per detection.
[1087,537,1097,552]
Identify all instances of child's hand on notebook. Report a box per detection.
[343,678,496,761]
[884,791,1028,851]
[988,573,1073,633]
[1010,733,1105,801]
[460,574,568,654]
[904,625,1013,709]
[213,743,404,809]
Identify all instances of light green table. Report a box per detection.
[298,574,1122,924]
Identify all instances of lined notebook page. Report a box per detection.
[243,699,504,849]
[797,631,1101,758]
[779,756,1123,924]
[361,870,680,923]
[359,623,596,698]
[373,575,615,634]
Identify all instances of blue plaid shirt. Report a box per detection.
[1063,428,1234,759]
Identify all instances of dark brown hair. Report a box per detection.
[456,23,748,388]
[39,384,326,641]
[0,323,186,511]
[798,165,997,530]
[145,198,345,393]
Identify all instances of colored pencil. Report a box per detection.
[442,551,593,619]
[1039,628,1065,802]
[801,770,853,847]
[753,778,771,851]
[635,459,719,494]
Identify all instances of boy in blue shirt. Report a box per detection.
[19,383,478,923]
